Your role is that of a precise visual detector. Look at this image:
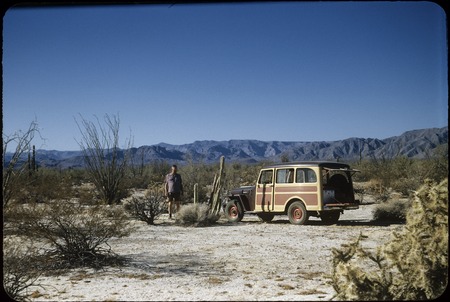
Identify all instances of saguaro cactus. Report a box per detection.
[27,145,37,176]
[28,152,32,176]
[32,145,36,172]
[209,156,225,215]
[194,183,198,204]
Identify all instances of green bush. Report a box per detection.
[330,178,448,300]
[175,203,219,227]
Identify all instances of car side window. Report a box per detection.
[296,168,317,183]
[296,169,305,183]
[258,170,273,184]
[276,168,294,183]
[306,169,317,183]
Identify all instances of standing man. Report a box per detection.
[164,164,183,219]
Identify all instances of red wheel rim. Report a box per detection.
[292,207,303,221]
[229,205,238,218]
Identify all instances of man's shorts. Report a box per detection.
[167,192,181,202]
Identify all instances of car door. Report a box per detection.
[273,168,295,211]
[296,167,320,210]
[255,169,274,212]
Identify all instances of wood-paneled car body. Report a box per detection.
[223,162,360,225]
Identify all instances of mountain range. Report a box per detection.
[5,127,448,169]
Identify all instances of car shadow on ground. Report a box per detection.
[153,214,404,227]
[224,218,405,227]
[333,219,405,226]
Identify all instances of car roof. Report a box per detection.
[263,161,350,169]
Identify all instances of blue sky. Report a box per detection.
[3,1,447,151]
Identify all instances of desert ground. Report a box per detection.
[26,195,403,301]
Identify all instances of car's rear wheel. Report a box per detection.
[320,211,340,224]
[224,200,244,223]
[287,201,308,225]
[257,213,274,222]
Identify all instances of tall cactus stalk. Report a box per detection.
[32,145,36,172]
[194,183,198,204]
[27,145,37,176]
[210,156,225,215]
[28,151,32,176]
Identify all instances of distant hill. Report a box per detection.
[5,127,448,169]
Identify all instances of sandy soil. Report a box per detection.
[27,199,403,301]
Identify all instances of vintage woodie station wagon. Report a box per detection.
[223,161,360,225]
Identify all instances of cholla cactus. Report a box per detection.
[330,233,394,300]
[383,178,448,300]
[330,178,448,300]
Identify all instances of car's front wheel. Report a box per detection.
[224,200,244,223]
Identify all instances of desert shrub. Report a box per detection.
[3,205,29,231]
[175,203,219,227]
[225,162,250,189]
[352,177,393,203]
[16,168,75,203]
[123,172,150,190]
[63,168,89,186]
[72,182,99,205]
[358,179,382,195]
[353,152,448,198]
[122,164,152,190]
[124,161,172,189]
[8,168,98,205]
[3,237,43,301]
[372,198,410,223]
[12,201,132,269]
[391,177,420,197]
[330,178,448,300]
[224,161,265,191]
[9,168,100,205]
[421,144,448,183]
[374,187,392,203]
[181,158,215,203]
[146,161,172,184]
[352,182,366,204]
[124,190,167,225]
